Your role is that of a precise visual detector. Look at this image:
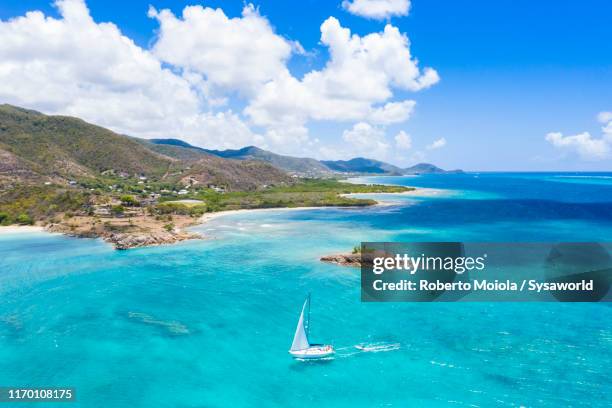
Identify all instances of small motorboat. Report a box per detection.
[289,294,334,359]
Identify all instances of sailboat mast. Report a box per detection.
[307,293,311,337]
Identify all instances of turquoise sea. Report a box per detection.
[1,173,611,407]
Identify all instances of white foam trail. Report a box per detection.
[354,342,401,353]
[293,342,402,360]
[334,342,401,359]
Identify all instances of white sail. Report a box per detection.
[290,298,310,351]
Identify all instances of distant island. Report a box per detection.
[0,104,425,249]
[150,139,463,177]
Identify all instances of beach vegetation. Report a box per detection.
[0,212,10,225]
[156,179,411,213]
[155,202,206,217]
[16,213,33,225]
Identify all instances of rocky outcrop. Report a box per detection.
[45,219,202,250]
[105,230,201,250]
[320,251,381,267]
[320,253,362,267]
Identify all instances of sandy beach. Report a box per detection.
[198,206,331,224]
[0,189,437,239]
[394,187,453,197]
[341,187,451,204]
[197,188,439,224]
[0,225,45,234]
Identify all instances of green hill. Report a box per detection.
[151,139,461,176]
[404,163,463,174]
[0,105,172,180]
[321,157,405,175]
[151,140,331,175]
[0,104,290,191]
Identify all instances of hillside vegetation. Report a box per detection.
[0,105,172,179]
[321,157,404,175]
[0,104,291,190]
[200,145,330,175]
[151,138,462,176]
[0,104,413,237]
[158,179,412,213]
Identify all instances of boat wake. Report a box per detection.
[290,341,401,364]
[333,342,401,358]
[355,342,401,353]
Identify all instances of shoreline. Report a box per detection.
[343,176,418,186]
[363,187,450,198]
[0,225,45,234]
[197,188,440,224]
[0,188,435,244]
[342,187,450,203]
[198,206,339,224]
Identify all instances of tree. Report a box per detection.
[0,212,10,225]
[16,213,33,225]
[111,205,125,216]
[120,195,138,206]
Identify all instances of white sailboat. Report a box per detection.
[289,294,335,359]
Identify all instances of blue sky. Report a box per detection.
[0,0,611,170]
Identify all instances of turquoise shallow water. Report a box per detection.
[1,173,611,407]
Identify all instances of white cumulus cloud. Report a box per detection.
[545,113,612,161]
[0,0,262,150]
[342,0,411,20]
[427,137,446,150]
[597,111,612,124]
[341,122,390,158]
[369,100,416,125]
[149,4,293,95]
[245,17,438,131]
[0,0,437,159]
[394,130,412,149]
[545,132,609,160]
[598,111,612,139]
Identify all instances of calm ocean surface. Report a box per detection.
[1,173,611,407]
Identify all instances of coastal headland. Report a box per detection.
[0,104,445,249]
[1,180,414,249]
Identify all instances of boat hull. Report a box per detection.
[289,345,335,359]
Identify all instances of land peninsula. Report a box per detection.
[0,104,452,249]
[19,180,411,249]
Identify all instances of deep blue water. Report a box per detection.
[0,173,611,407]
